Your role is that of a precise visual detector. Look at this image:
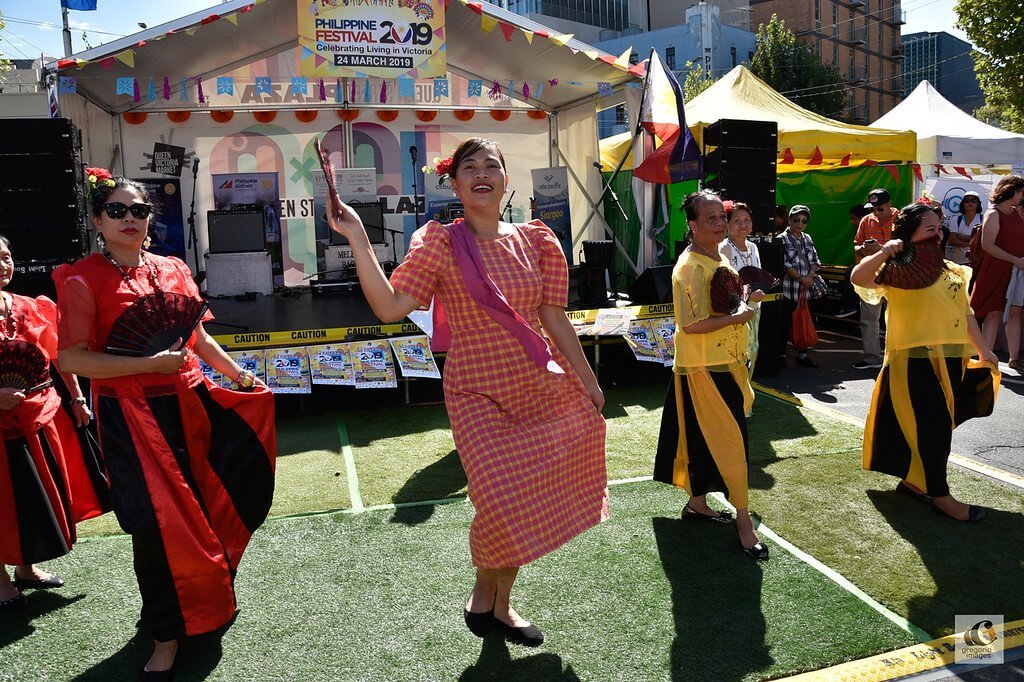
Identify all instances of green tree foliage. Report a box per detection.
[681,60,717,101]
[0,13,13,82]
[955,0,1024,132]
[749,14,847,118]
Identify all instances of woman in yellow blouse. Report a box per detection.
[852,203,999,522]
[654,191,767,560]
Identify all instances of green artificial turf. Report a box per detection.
[0,482,916,682]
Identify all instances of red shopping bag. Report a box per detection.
[790,296,818,350]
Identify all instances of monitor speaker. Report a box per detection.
[704,119,778,151]
[207,209,266,254]
[629,265,674,304]
[751,236,785,279]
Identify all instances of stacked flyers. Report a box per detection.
[199,335,441,394]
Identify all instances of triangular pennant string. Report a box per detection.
[380,79,387,103]
[163,76,171,100]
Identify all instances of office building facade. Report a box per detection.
[902,32,983,114]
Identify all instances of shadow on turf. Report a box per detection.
[71,625,227,682]
[653,516,774,680]
[868,488,1024,637]
[0,591,85,648]
[459,635,582,681]
[390,449,468,525]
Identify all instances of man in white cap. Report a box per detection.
[851,188,897,370]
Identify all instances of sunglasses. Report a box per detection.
[103,202,152,220]
[790,217,808,224]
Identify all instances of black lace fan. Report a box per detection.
[738,266,780,292]
[104,292,209,357]
[875,238,945,290]
[0,339,54,394]
[710,267,744,315]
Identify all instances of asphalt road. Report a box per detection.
[755,326,1024,482]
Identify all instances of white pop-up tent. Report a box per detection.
[871,81,1024,166]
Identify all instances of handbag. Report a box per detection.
[808,274,828,301]
[790,296,819,350]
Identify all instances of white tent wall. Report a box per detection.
[554,100,608,252]
[58,93,117,174]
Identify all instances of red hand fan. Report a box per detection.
[710,267,744,315]
[315,137,342,219]
[0,340,54,394]
[738,266,780,292]
[875,238,945,290]
[104,292,209,357]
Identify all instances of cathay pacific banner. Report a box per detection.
[531,167,573,265]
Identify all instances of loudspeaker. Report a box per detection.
[0,118,81,154]
[705,147,777,178]
[207,209,266,254]
[704,119,778,151]
[204,252,273,297]
[751,236,785,279]
[629,265,674,304]
[753,298,786,378]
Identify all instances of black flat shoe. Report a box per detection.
[497,618,544,647]
[0,592,27,611]
[683,502,734,524]
[738,539,769,561]
[141,668,173,681]
[932,503,988,522]
[12,573,64,590]
[896,482,931,504]
[464,608,495,637]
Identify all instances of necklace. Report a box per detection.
[0,293,17,341]
[688,242,719,260]
[104,248,161,297]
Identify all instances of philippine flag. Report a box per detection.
[632,50,701,184]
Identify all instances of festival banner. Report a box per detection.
[308,343,355,385]
[652,317,676,366]
[264,347,312,394]
[389,335,441,379]
[212,172,283,286]
[198,359,226,389]
[623,320,663,363]
[350,340,398,389]
[134,179,186,261]
[227,349,268,389]
[531,167,574,264]
[298,0,446,79]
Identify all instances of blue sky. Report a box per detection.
[0,0,968,61]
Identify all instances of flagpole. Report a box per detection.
[61,5,73,57]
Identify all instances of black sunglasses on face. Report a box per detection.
[103,202,152,220]
[791,217,808,224]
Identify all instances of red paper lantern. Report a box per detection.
[337,109,359,121]
[453,109,475,121]
[295,110,318,123]
[166,111,191,123]
[122,111,148,125]
[253,110,277,123]
[415,110,437,122]
[210,110,234,123]
[526,110,548,120]
[376,109,399,122]
[490,110,512,121]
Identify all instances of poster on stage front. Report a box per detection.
[308,343,355,385]
[297,0,446,79]
[350,340,398,389]
[623,320,663,363]
[265,347,312,394]
[134,179,186,262]
[227,350,268,389]
[389,336,441,379]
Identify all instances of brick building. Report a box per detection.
[750,0,905,123]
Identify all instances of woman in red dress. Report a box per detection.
[970,175,1024,371]
[0,235,103,611]
[325,138,607,646]
[54,173,276,679]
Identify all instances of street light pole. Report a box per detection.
[61,6,73,57]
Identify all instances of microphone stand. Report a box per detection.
[186,157,205,285]
[502,190,515,222]
[409,145,419,261]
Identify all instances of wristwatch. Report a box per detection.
[236,370,256,389]
[71,397,88,405]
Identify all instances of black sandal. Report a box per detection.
[932,503,988,522]
[895,482,931,504]
[683,502,734,524]
[0,592,27,611]
[12,573,64,590]
[736,526,769,561]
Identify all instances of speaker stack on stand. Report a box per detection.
[0,119,89,299]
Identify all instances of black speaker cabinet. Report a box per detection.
[704,119,778,151]
[629,265,674,304]
[751,236,785,279]
[704,147,777,178]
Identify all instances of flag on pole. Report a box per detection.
[632,50,701,184]
[61,0,98,10]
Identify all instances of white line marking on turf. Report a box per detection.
[337,417,364,511]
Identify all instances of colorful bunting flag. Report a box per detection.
[433,78,449,97]
[147,78,156,101]
[499,21,516,41]
[116,78,134,96]
[181,78,188,102]
[597,82,612,97]
[522,82,530,99]
[379,80,387,103]
[488,81,502,101]
[133,79,141,103]
[255,77,272,95]
[399,77,415,98]
[163,76,171,100]
[467,79,482,97]
[194,76,205,104]
[808,146,823,165]
[217,77,234,96]
[364,79,371,102]
[336,78,343,103]
[319,78,326,101]
[535,81,542,98]
[291,77,308,95]
[911,163,923,182]
[58,77,77,94]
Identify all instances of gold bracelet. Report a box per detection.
[71,397,88,405]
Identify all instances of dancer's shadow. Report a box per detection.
[868,489,1024,637]
[459,635,581,681]
[72,622,227,682]
[0,591,85,649]
[653,516,773,681]
[389,449,467,525]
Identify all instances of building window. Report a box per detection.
[833,41,839,66]
[814,0,821,29]
[615,105,626,125]
[731,45,737,67]
[816,37,822,56]
[665,46,676,70]
[629,52,639,65]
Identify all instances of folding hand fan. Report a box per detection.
[710,267,745,315]
[0,340,54,394]
[104,292,209,357]
[738,266,780,292]
[875,238,945,290]
[315,137,342,219]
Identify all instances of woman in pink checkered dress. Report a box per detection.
[326,138,608,647]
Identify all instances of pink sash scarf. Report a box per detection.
[429,220,563,374]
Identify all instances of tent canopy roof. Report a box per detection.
[48,0,640,114]
[870,80,1024,165]
[685,66,916,165]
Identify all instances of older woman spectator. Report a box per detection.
[781,205,820,368]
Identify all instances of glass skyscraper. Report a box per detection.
[500,0,629,32]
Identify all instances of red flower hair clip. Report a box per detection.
[423,156,454,180]
[85,167,116,195]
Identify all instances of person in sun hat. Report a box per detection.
[851,188,898,370]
